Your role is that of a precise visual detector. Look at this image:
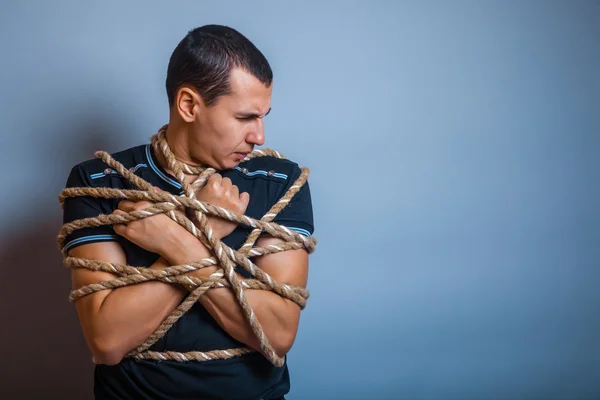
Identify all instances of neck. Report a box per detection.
[155,121,208,176]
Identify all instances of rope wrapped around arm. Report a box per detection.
[57,125,317,367]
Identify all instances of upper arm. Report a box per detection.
[69,241,126,313]
[69,244,131,361]
[253,162,314,293]
[254,236,308,289]
[61,164,125,315]
[61,164,120,253]
[269,163,314,239]
[67,241,127,357]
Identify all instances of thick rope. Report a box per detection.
[57,125,316,367]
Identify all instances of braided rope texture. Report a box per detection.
[57,125,317,367]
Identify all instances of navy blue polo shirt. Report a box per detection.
[62,143,314,400]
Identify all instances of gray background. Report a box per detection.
[0,1,599,399]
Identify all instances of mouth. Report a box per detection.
[234,152,250,160]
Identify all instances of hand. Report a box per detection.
[112,199,189,257]
[194,174,250,240]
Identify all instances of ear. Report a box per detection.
[175,86,202,123]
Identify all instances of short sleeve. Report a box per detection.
[61,165,118,253]
[271,165,314,237]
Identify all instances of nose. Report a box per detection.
[246,119,265,146]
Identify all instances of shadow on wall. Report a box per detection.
[0,115,130,398]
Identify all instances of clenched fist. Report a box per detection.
[112,199,185,256]
[194,174,250,240]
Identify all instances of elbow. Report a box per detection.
[90,336,125,366]
[269,311,301,358]
[272,329,297,358]
[273,344,292,359]
[94,352,124,367]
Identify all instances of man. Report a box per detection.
[60,24,314,399]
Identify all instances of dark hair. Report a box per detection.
[166,25,273,107]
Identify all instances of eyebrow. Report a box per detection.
[238,107,271,119]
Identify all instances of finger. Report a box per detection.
[239,192,250,206]
[112,209,129,223]
[118,200,137,212]
[133,200,153,210]
[208,174,222,191]
[113,222,128,236]
[208,173,222,184]
[221,177,233,189]
[111,209,128,235]
[230,183,239,198]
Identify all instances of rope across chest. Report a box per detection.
[57,125,317,367]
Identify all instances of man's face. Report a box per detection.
[190,67,272,170]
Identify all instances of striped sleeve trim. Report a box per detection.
[233,166,288,180]
[286,227,312,237]
[64,234,119,252]
[90,163,147,179]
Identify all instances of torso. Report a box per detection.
[63,143,313,399]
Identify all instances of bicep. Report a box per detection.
[252,236,308,340]
[254,235,308,288]
[69,241,127,314]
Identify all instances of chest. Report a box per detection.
[118,169,283,268]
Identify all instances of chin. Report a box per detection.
[220,159,241,170]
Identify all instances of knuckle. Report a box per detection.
[115,224,128,235]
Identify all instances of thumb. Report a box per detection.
[111,209,129,235]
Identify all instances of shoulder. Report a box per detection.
[66,144,148,188]
[241,153,315,236]
[235,153,305,184]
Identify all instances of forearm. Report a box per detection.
[170,236,304,358]
[199,287,299,357]
[91,240,214,364]
[92,257,187,363]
